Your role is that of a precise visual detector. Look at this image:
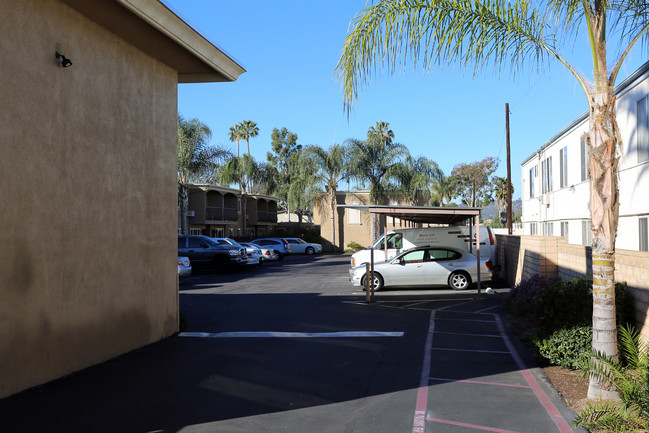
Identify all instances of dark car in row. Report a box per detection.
[178,235,247,272]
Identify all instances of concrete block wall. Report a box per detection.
[496,234,649,341]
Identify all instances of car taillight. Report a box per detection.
[177,260,183,266]
[489,235,494,245]
[485,259,493,270]
[264,250,270,255]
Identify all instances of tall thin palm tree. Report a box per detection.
[178,115,230,235]
[304,143,350,250]
[217,154,261,236]
[348,123,408,240]
[368,121,394,146]
[337,0,649,400]
[228,123,244,157]
[240,120,259,156]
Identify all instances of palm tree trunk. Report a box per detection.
[586,92,621,400]
[179,183,189,235]
[329,190,337,250]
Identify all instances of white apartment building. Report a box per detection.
[521,61,649,252]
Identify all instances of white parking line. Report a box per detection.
[178,331,404,338]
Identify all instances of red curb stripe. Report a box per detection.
[426,417,521,433]
[428,377,532,389]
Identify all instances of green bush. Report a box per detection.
[505,274,630,335]
[534,326,592,369]
[346,241,365,253]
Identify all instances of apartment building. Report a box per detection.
[181,184,279,238]
[521,61,649,252]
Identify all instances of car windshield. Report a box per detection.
[203,238,219,247]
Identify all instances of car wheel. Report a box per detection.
[305,246,315,255]
[275,250,284,260]
[361,273,384,291]
[448,271,471,290]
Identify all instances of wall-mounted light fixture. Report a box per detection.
[55,52,72,68]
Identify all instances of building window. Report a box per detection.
[580,135,589,182]
[559,147,568,188]
[582,220,592,247]
[530,222,537,236]
[347,206,361,225]
[560,221,569,241]
[190,228,201,235]
[541,156,553,194]
[638,95,649,163]
[640,218,648,252]
[529,165,537,198]
[543,222,553,236]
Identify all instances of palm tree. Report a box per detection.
[337,0,649,400]
[178,115,230,235]
[431,175,456,206]
[392,155,442,206]
[368,121,394,146]
[217,154,261,236]
[240,120,259,156]
[493,176,515,223]
[304,143,350,250]
[228,123,244,157]
[348,123,408,240]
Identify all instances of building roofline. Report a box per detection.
[521,60,649,166]
[60,0,245,83]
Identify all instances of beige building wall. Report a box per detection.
[496,235,649,342]
[0,0,212,398]
[314,191,423,251]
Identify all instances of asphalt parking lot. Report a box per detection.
[0,254,585,433]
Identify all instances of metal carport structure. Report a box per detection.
[337,205,485,300]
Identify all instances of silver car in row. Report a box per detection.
[349,246,493,291]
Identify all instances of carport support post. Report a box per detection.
[365,263,371,303]
[475,215,481,299]
[370,246,375,302]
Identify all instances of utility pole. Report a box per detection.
[506,103,513,235]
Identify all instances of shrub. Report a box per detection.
[534,326,592,369]
[346,241,365,252]
[575,324,649,432]
[505,274,631,335]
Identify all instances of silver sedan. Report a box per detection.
[349,246,492,291]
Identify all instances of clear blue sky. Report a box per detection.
[164,0,647,201]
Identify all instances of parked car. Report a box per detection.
[239,242,278,262]
[178,256,192,277]
[284,237,323,255]
[349,246,493,291]
[210,237,262,265]
[178,235,246,271]
[251,238,291,260]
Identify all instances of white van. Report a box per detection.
[350,225,497,268]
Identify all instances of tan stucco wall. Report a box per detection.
[496,235,649,342]
[0,0,178,397]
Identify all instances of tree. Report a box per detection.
[451,157,499,207]
[240,120,259,156]
[304,143,350,249]
[337,0,649,400]
[217,154,265,236]
[267,127,303,218]
[392,155,442,206]
[178,115,230,235]
[228,123,244,157]
[431,175,456,206]
[493,176,515,223]
[347,122,409,240]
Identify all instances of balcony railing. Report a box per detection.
[257,212,278,223]
[206,206,239,222]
